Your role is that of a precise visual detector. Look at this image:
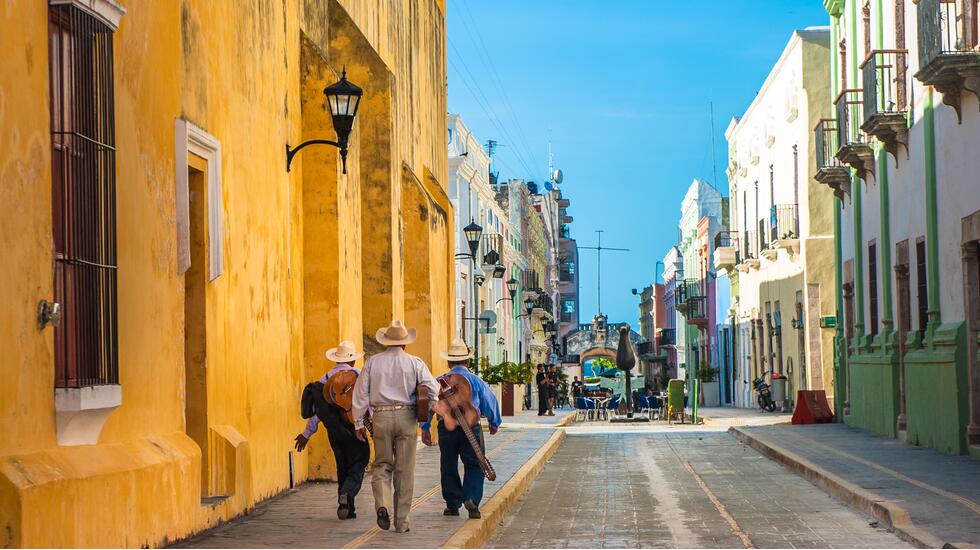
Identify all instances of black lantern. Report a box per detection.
[506,278,519,297]
[475,273,486,287]
[464,221,483,258]
[492,264,506,279]
[286,67,363,174]
[523,296,536,314]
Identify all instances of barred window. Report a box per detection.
[49,4,118,388]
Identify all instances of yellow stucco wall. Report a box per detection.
[0,1,450,547]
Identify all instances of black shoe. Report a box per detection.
[377,507,391,530]
[463,499,481,519]
[337,493,351,520]
[443,507,460,516]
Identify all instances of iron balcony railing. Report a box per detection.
[741,229,758,261]
[560,311,575,324]
[535,293,554,314]
[770,204,800,241]
[686,295,708,321]
[918,0,979,66]
[657,328,676,347]
[815,118,842,170]
[862,49,909,120]
[713,230,737,249]
[835,88,869,149]
[637,341,655,356]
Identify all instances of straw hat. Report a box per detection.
[375,320,417,346]
[440,337,474,361]
[325,340,364,363]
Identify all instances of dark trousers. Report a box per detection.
[320,407,370,511]
[438,424,485,510]
[537,385,548,414]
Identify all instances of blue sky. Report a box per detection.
[447,0,829,326]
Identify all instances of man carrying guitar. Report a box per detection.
[294,340,369,521]
[352,320,440,534]
[421,338,501,520]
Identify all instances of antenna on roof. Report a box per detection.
[485,139,502,159]
[709,99,718,191]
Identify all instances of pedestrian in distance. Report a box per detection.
[535,364,549,416]
[295,340,370,520]
[352,320,440,533]
[546,364,558,416]
[421,338,501,520]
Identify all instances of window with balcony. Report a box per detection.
[915,0,980,121]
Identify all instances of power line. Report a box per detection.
[446,45,538,181]
[457,0,544,182]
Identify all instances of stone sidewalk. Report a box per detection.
[733,423,980,548]
[173,410,573,548]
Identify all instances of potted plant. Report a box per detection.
[699,366,721,407]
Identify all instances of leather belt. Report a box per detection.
[373,404,415,412]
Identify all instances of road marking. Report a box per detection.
[801,436,980,516]
[342,432,520,548]
[664,438,755,549]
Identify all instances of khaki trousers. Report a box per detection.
[370,408,418,531]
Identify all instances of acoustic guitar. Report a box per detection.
[324,370,358,426]
[433,374,497,481]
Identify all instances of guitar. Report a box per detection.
[433,374,497,481]
[324,370,358,426]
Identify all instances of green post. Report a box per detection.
[849,0,865,344]
[692,379,699,424]
[923,88,942,334]
[879,151,894,337]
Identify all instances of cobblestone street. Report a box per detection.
[488,425,910,549]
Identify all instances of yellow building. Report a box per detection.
[0,0,452,546]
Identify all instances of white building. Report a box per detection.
[723,28,835,409]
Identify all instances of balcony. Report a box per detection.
[862,49,910,158]
[657,328,676,347]
[915,0,980,122]
[814,118,851,198]
[769,204,800,255]
[737,229,760,271]
[835,89,875,179]
[637,341,654,356]
[686,295,709,327]
[675,278,702,316]
[713,230,739,271]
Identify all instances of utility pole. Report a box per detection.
[579,230,629,316]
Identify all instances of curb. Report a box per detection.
[442,427,567,549]
[730,426,949,549]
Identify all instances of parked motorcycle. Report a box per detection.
[752,375,777,412]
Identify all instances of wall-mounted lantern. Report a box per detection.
[286,68,363,174]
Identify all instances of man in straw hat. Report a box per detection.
[352,320,439,533]
[421,337,501,520]
[294,340,369,520]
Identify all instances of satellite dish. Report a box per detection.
[544,181,553,191]
[479,310,497,328]
[552,168,563,184]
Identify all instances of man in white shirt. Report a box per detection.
[352,320,439,533]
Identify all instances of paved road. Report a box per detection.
[489,429,910,549]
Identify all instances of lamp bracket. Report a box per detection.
[286,139,347,173]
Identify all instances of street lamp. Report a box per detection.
[506,278,519,298]
[475,273,486,287]
[523,296,536,315]
[286,68,363,174]
[463,221,483,258]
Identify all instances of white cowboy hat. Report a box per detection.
[440,337,473,361]
[375,320,417,346]
[325,340,364,363]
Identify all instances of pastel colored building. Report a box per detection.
[723,28,835,409]
[819,0,980,455]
